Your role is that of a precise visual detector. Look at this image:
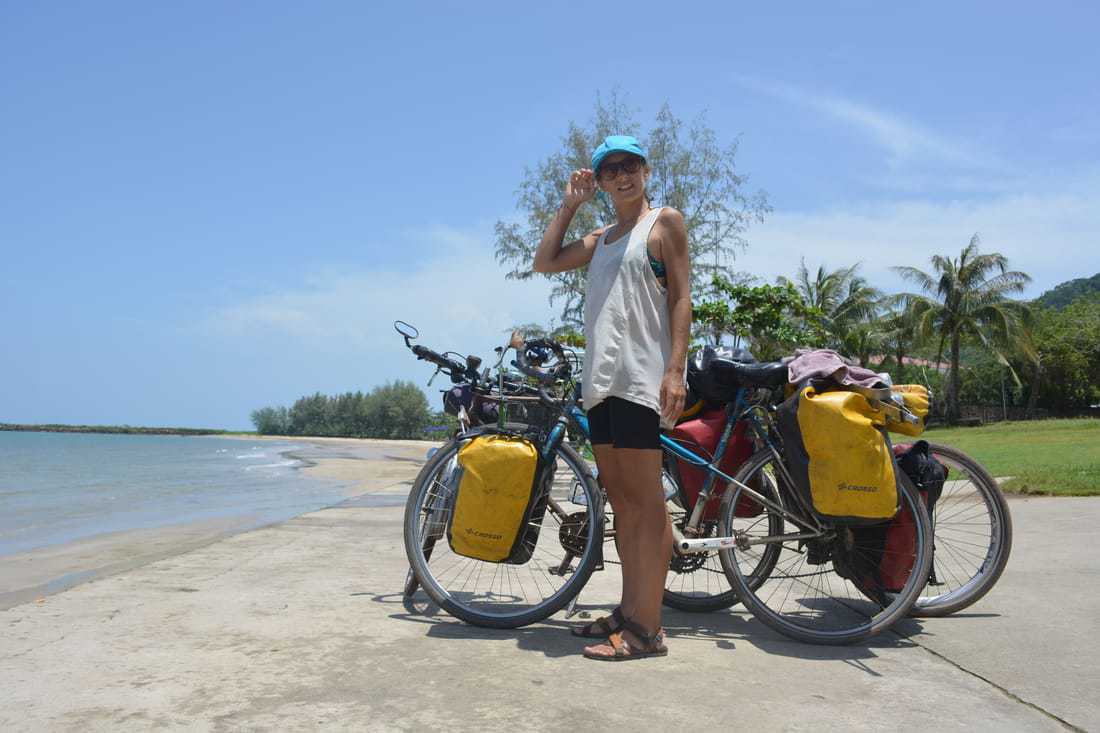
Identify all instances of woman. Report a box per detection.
[532,135,691,660]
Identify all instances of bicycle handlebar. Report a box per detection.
[411,344,469,381]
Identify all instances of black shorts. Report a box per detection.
[587,396,661,450]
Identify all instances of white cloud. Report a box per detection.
[732,76,1001,170]
[736,183,1100,299]
[204,229,560,400]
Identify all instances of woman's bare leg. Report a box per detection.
[592,445,639,617]
[614,447,672,633]
[590,445,670,634]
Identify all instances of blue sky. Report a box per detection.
[3,2,1098,429]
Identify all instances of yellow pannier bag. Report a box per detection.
[448,434,542,563]
[888,385,930,437]
[776,386,899,522]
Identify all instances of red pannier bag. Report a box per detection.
[846,442,948,600]
[668,408,761,520]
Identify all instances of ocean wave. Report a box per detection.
[244,460,301,472]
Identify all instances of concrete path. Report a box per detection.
[1,486,1096,730]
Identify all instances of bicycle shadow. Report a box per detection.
[370,591,593,658]
[370,590,926,668]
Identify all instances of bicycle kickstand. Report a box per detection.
[563,592,583,620]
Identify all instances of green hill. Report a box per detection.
[1036,272,1100,310]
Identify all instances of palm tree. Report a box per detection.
[877,301,922,373]
[791,260,883,351]
[894,235,1032,423]
[841,321,886,368]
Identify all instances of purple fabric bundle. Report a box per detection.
[785,349,890,389]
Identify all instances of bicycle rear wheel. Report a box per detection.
[404,436,604,628]
[718,448,933,645]
[902,442,1012,617]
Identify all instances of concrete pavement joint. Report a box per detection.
[896,631,1086,732]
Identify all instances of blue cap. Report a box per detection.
[590,135,646,173]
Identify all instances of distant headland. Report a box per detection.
[0,423,235,436]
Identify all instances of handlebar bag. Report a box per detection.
[776,386,900,523]
[447,434,546,563]
[887,385,931,437]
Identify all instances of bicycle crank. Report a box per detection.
[678,530,822,554]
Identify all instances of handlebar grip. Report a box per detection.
[411,344,443,364]
[414,345,471,383]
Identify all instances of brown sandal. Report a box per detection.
[582,619,668,661]
[571,607,626,639]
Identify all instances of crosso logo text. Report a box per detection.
[466,528,504,540]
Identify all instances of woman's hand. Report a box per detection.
[659,369,687,426]
[563,169,597,212]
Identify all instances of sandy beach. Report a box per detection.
[0,436,438,612]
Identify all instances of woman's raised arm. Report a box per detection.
[532,169,602,273]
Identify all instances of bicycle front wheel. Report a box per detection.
[403,437,604,628]
[719,448,933,645]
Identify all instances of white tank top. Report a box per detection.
[582,207,676,428]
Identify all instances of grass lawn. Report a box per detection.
[922,418,1100,496]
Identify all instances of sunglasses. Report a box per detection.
[596,156,644,180]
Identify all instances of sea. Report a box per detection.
[0,432,356,557]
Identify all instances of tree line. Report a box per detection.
[692,248,1099,421]
[250,381,449,439]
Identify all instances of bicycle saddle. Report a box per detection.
[688,345,784,404]
[709,359,789,389]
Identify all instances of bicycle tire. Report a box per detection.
[402,444,449,598]
[719,448,933,645]
[903,442,1013,617]
[403,436,604,629]
[403,566,421,597]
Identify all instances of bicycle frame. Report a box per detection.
[539,388,826,556]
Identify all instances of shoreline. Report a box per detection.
[0,436,438,612]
